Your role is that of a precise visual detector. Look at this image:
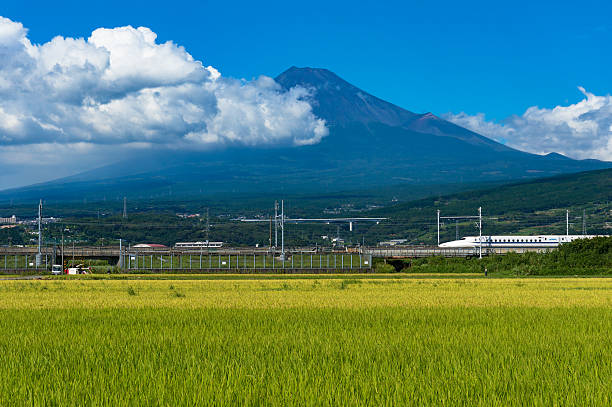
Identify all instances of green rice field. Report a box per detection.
[0,275,611,405]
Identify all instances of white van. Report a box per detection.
[51,265,63,275]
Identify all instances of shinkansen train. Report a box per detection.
[174,241,223,249]
[439,235,604,248]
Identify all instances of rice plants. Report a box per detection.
[0,277,610,405]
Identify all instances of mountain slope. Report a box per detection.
[1,67,610,202]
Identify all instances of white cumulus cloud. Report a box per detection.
[444,87,612,160]
[0,16,327,187]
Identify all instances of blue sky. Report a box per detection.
[3,0,610,120]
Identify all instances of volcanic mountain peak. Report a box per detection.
[276,67,513,152]
[276,66,418,127]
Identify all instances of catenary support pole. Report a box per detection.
[437,209,440,247]
[479,207,482,260]
[274,201,278,249]
[37,199,42,267]
[281,200,285,261]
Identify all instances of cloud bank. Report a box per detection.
[0,16,328,188]
[444,87,612,161]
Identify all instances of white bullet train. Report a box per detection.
[439,235,604,248]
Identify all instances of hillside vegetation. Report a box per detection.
[381,237,612,275]
[1,168,610,247]
[367,168,612,244]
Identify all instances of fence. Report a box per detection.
[1,253,52,271]
[125,252,372,272]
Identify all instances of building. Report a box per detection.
[378,239,408,246]
[0,215,16,224]
[176,213,201,219]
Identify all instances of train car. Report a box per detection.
[439,235,603,248]
[174,241,223,249]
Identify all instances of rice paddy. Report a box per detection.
[1,276,611,405]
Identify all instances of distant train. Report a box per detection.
[174,241,223,249]
[439,235,604,249]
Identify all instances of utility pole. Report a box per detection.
[274,201,278,249]
[583,209,586,235]
[123,197,127,219]
[478,207,482,260]
[566,210,569,236]
[205,208,210,243]
[437,209,440,247]
[119,238,123,269]
[37,199,42,267]
[455,219,459,240]
[269,216,272,248]
[280,200,285,260]
[61,229,64,270]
